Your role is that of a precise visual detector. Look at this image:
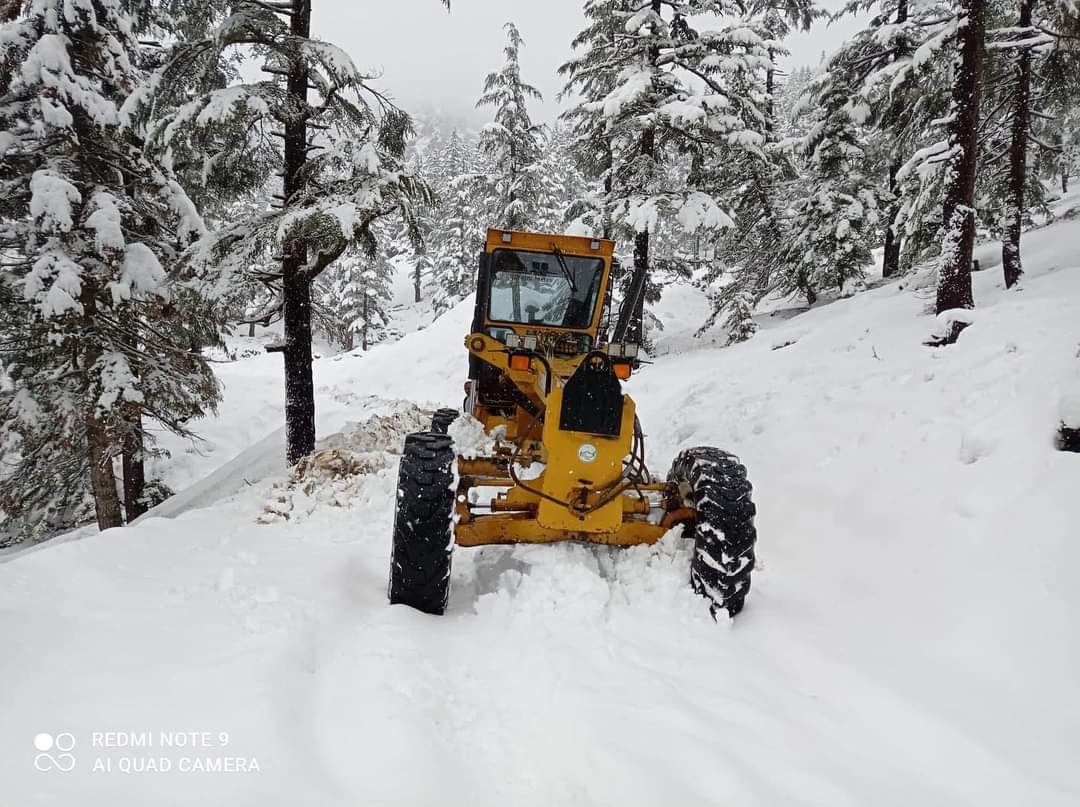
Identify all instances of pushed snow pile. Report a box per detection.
[316,402,430,455]
[258,404,429,523]
[137,398,433,525]
[3,223,1080,806]
[258,449,392,523]
[1060,383,1080,429]
[1059,379,1080,453]
[925,305,976,345]
[447,412,496,459]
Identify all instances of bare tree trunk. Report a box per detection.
[883,0,909,280]
[1063,170,1069,194]
[362,288,370,351]
[882,158,903,277]
[797,269,817,306]
[121,418,147,521]
[282,263,314,464]
[601,141,613,240]
[765,59,775,135]
[121,350,146,521]
[936,0,985,315]
[413,262,421,303]
[79,281,124,528]
[1002,0,1034,290]
[511,275,522,321]
[614,127,654,344]
[601,25,616,241]
[628,227,649,343]
[86,410,123,530]
[613,0,661,345]
[282,0,315,465]
[507,141,518,230]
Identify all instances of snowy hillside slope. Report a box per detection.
[3,221,1080,805]
[127,256,437,507]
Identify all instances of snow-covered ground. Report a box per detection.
[3,220,1080,805]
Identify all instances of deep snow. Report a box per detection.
[2,219,1080,806]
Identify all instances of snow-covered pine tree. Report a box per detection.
[533,124,587,232]
[316,248,393,351]
[592,2,774,342]
[374,192,426,309]
[0,0,220,539]
[745,0,822,132]
[724,289,759,343]
[150,0,437,464]
[1032,4,1080,195]
[976,0,1058,287]
[429,173,486,312]
[426,130,486,311]
[406,128,464,305]
[997,0,1040,289]
[824,0,950,278]
[695,113,798,330]
[774,65,815,139]
[694,46,804,328]
[681,2,818,326]
[1042,109,1080,195]
[408,232,432,306]
[835,0,988,316]
[634,5,772,339]
[353,259,393,352]
[829,0,990,318]
[987,0,1080,287]
[783,61,880,296]
[562,1,712,336]
[219,189,285,335]
[476,22,546,231]
[558,0,637,240]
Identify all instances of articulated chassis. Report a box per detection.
[454,451,696,548]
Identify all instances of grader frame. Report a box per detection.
[388,228,758,619]
[453,228,686,547]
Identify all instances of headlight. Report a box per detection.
[505,333,521,349]
[523,335,538,351]
[608,342,640,358]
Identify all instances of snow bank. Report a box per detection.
[1061,384,1080,429]
[3,228,1080,805]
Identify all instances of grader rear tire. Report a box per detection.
[669,447,757,618]
[388,432,455,615]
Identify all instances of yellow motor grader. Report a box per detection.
[389,229,757,618]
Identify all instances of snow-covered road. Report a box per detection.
[3,220,1080,806]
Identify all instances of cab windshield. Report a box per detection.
[488,248,604,329]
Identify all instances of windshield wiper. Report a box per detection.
[550,243,577,293]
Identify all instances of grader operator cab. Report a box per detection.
[389,229,758,619]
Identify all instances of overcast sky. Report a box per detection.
[313,1,864,127]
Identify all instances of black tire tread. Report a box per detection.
[668,447,758,618]
[388,432,456,614]
[430,408,459,435]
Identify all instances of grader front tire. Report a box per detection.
[388,432,456,615]
[430,408,459,435]
[669,448,757,618]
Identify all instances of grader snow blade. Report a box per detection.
[388,228,757,618]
